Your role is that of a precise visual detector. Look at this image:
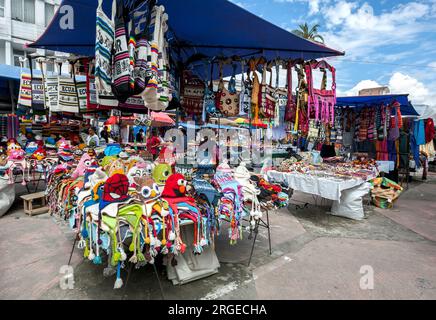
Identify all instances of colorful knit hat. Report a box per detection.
[162,173,187,198]
[99,174,131,211]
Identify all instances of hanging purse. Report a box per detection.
[260,62,276,119]
[57,62,80,114]
[181,71,205,117]
[131,0,156,95]
[218,64,240,117]
[305,60,336,125]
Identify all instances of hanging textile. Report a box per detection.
[305,60,336,125]
[45,76,59,112]
[31,76,45,113]
[425,118,435,143]
[111,0,132,102]
[7,115,19,140]
[131,0,156,95]
[77,81,88,113]
[18,72,32,112]
[95,0,118,107]
[284,60,297,123]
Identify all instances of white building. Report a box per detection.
[0,0,63,71]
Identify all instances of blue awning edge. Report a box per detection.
[336,94,419,117]
[28,0,345,63]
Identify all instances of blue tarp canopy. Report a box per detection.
[29,0,344,76]
[336,94,419,117]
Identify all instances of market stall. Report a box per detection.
[2,0,344,290]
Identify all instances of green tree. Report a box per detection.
[292,23,325,44]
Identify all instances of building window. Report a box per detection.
[0,0,5,18]
[45,3,55,27]
[12,0,35,24]
[13,50,26,67]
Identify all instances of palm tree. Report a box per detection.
[292,23,325,44]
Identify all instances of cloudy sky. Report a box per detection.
[229,0,436,106]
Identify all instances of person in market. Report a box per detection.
[100,126,110,144]
[146,129,162,160]
[136,128,145,143]
[86,127,100,148]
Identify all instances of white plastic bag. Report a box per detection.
[330,182,370,220]
[0,180,15,217]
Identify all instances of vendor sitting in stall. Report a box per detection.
[86,127,100,148]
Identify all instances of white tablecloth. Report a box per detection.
[267,170,372,220]
[267,170,368,201]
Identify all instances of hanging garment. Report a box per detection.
[425,118,435,143]
[95,0,118,107]
[413,119,426,146]
[58,77,79,113]
[305,60,336,125]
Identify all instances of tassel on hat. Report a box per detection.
[113,262,123,289]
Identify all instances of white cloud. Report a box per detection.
[345,73,436,106]
[321,1,432,59]
[343,79,382,96]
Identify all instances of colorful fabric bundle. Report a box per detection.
[370,177,403,209]
[57,77,79,113]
